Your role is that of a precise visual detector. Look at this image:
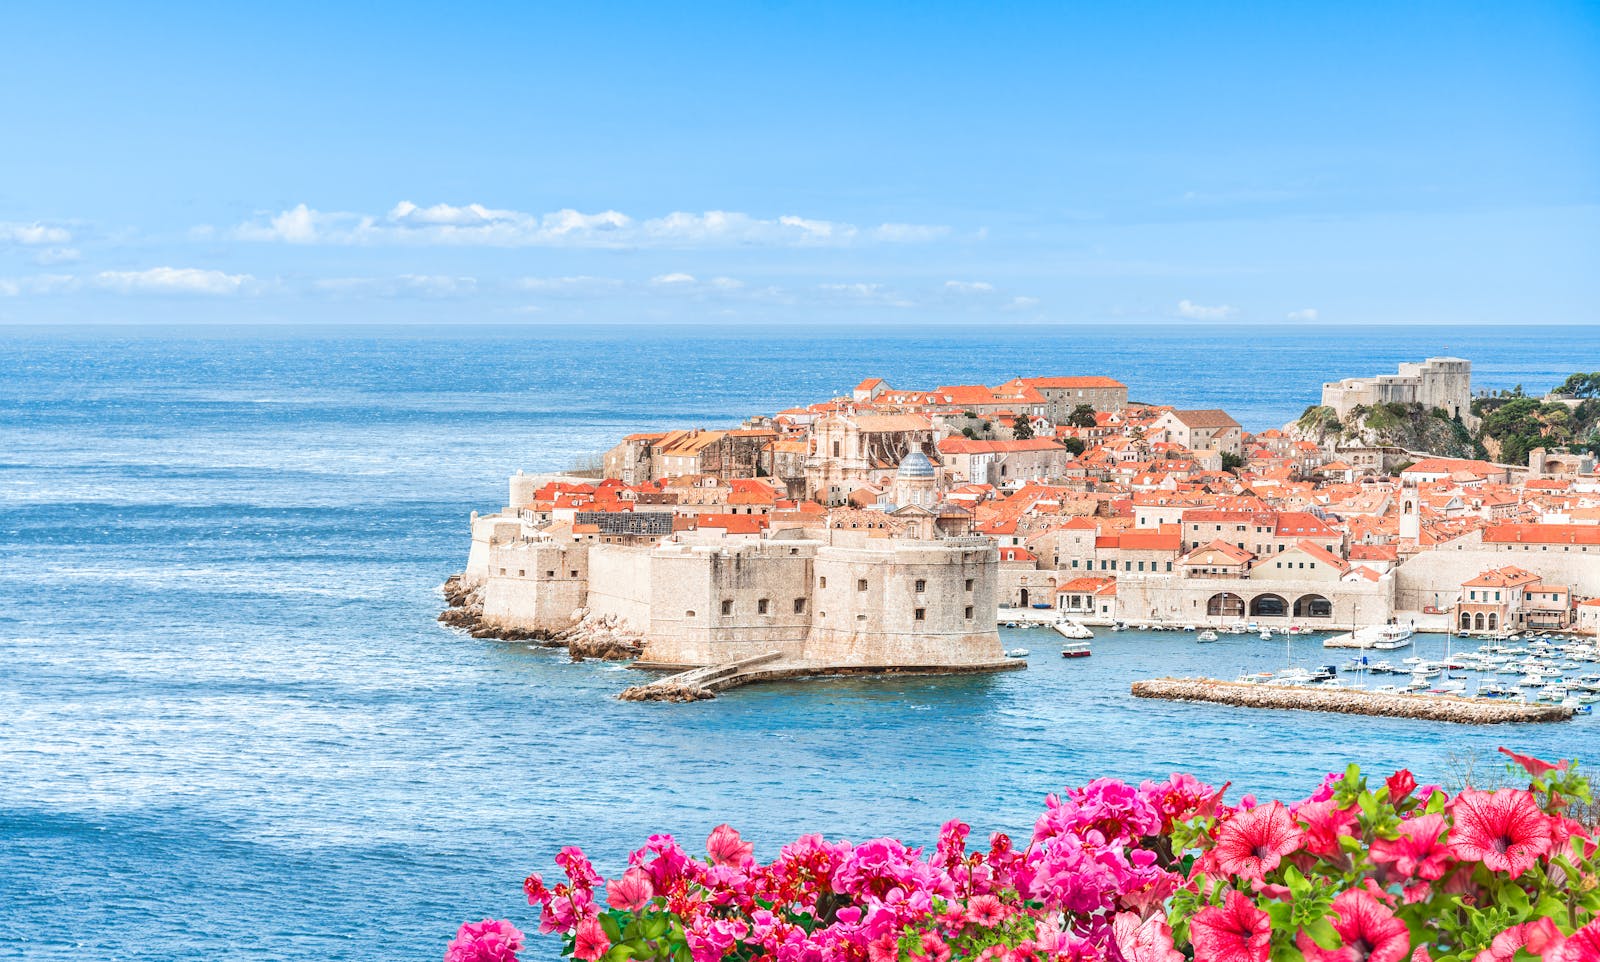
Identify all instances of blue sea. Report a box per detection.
[2,323,1597,961]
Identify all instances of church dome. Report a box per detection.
[897,451,936,479]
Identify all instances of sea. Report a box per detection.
[2,323,1597,961]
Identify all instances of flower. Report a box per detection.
[1498,747,1569,778]
[1191,890,1271,962]
[1298,890,1411,962]
[572,918,610,962]
[1473,918,1563,962]
[1386,770,1417,802]
[606,867,656,911]
[1543,920,1600,962]
[1113,911,1184,962]
[1450,789,1556,878]
[706,824,754,867]
[445,919,525,962]
[1370,813,1452,880]
[1210,801,1303,880]
[1295,798,1360,859]
[965,894,1008,927]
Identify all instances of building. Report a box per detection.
[1457,566,1571,634]
[1149,409,1243,457]
[998,376,1128,421]
[1321,357,1475,426]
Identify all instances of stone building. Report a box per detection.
[803,412,938,505]
[1148,409,1244,457]
[997,376,1129,420]
[1321,357,1475,426]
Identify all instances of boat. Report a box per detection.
[1197,630,1219,643]
[1005,648,1030,659]
[1053,619,1094,640]
[1322,624,1415,650]
[1259,630,1273,640]
[1060,642,1091,659]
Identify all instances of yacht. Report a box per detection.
[1322,624,1415,650]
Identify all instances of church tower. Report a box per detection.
[1398,473,1420,542]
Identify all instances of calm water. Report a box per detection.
[2,324,1597,961]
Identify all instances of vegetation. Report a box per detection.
[1061,436,1086,456]
[1065,404,1097,428]
[1219,452,1244,473]
[1012,419,1034,441]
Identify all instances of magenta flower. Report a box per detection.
[1113,911,1184,962]
[965,894,1008,927]
[1210,801,1303,880]
[1450,789,1555,878]
[1298,890,1411,962]
[706,823,754,867]
[606,866,656,911]
[445,919,524,962]
[1386,770,1417,802]
[1473,918,1562,962]
[1295,798,1360,859]
[1189,890,1271,962]
[1370,813,1452,880]
[1544,920,1600,962]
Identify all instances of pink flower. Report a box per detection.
[606,867,655,911]
[915,932,952,962]
[965,894,1008,927]
[572,917,610,962]
[1450,789,1555,878]
[1543,920,1600,962]
[445,919,524,962]
[1113,911,1184,962]
[1498,747,1568,778]
[706,823,754,867]
[1370,813,1452,880]
[1386,770,1417,802]
[1189,890,1272,962]
[1474,918,1563,962]
[1298,890,1411,962]
[1295,798,1360,859]
[1210,801,1303,880]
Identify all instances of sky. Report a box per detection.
[1,2,1597,327]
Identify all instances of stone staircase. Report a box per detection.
[617,651,792,701]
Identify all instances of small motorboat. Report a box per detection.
[1005,648,1030,659]
[1060,642,1092,659]
[1259,630,1273,640]
[1197,630,1219,643]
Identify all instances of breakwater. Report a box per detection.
[1132,677,1575,724]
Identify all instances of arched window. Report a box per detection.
[1459,611,1471,630]
[1293,594,1333,618]
[1206,593,1245,617]
[1473,613,1485,631]
[1250,594,1288,617]
[1487,613,1498,631]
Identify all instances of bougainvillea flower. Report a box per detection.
[1450,789,1555,878]
[1386,770,1417,802]
[706,824,754,867]
[1189,890,1272,962]
[1210,801,1303,880]
[605,867,655,911]
[1370,813,1452,880]
[1296,798,1361,859]
[445,919,525,962]
[1113,911,1185,962]
[1473,918,1562,962]
[1298,890,1411,962]
[1498,747,1568,778]
[1543,920,1600,962]
[572,918,609,962]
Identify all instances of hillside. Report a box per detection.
[1289,401,1476,458]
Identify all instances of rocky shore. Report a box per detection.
[437,574,645,662]
[1132,677,1575,724]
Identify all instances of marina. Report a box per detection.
[1131,677,1575,724]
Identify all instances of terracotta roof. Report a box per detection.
[1169,409,1241,429]
[1018,376,1127,389]
[1483,524,1600,546]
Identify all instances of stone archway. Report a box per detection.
[1207,592,1245,617]
[1250,593,1288,618]
[1293,594,1333,619]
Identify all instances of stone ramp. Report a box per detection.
[618,652,789,702]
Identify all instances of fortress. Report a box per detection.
[1321,357,1476,427]
[461,471,1011,675]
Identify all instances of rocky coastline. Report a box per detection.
[437,574,646,662]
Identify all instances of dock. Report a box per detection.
[1131,677,1575,724]
[619,652,1024,701]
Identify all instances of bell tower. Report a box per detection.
[1398,473,1420,542]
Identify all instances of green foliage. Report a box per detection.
[1066,404,1097,428]
[1061,436,1086,456]
[1555,372,1600,399]
[1220,452,1244,472]
[1012,418,1034,440]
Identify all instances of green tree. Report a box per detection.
[1555,372,1600,399]
[1061,436,1086,456]
[1066,404,1097,428]
[1013,418,1035,440]
[1220,452,1245,473]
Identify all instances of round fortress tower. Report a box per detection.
[509,470,537,510]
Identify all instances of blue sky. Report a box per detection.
[1,2,1596,326]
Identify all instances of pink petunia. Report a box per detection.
[1298,890,1411,962]
[572,918,610,962]
[1450,789,1555,879]
[1370,813,1452,880]
[1189,890,1272,962]
[1113,911,1184,962]
[1295,798,1360,859]
[1498,747,1568,778]
[1474,918,1563,962]
[965,894,1008,928]
[706,823,754,867]
[605,866,655,911]
[445,919,525,962]
[1210,801,1303,880]
[1543,920,1600,962]
[1386,770,1417,802]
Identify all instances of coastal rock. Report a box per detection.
[617,683,714,703]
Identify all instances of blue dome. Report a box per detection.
[897,451,936,478]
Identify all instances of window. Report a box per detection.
[1166,562,1172,572]
[546,570,555,577]
[570,570,578,578]
[965,606,974,619]
[832,441,840,457]
[499,568,506,575]
[757,598,769,614]
[857,614,868,621]
[915,579,927,592]
[518,570,525,577]
[819,576,827,588]
[857,579,868,591]
[721,599,733,615]
[794,598,806,614]
[686,610,696,618]
[965,578,975,590]
[915,608,926,621]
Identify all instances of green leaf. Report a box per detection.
[1305,918,1341,950]
[601,914,623,943]
[604,945,636,962]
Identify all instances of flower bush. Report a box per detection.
[448,748,1600,962]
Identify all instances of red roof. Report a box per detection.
[1483,524,1600,546]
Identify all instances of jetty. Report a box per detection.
[1131,677,1575,724]
[620,652,1024,702]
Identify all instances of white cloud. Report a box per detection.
[515,275,624,294]
[0,222,72,246]
[229,202,948,249]
[95,267,254,295]
[650,272,697,285]
[819,282,916,309]
[1009,296,1041,310]
[33,247,80,265]
[944,280,995,294]
[1287,308,1319,321]
[1177,299,1236,320]
[315,274,477,297]
[0,273,78,295]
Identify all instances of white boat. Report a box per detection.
[1053,619,1095,640]
[1323,624,1415,650]
[1005,648,1030,658]
[1197,630,1219,643]
[1259,630,1273,640]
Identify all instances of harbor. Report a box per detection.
[1131,677,1575,724]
